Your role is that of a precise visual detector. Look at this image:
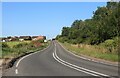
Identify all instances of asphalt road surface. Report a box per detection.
[2,41,118,77]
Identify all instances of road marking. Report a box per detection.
[57,41,118,67]
[16,52,33,67]
[15,44,51,74]
[53,52,99,76]
[15,69,18,74]
[53,44,110,77]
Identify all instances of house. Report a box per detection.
[19,36,32,41]
[35,36,46,40]
[1,37,9,42]
[32,36,38,41]
[10,36,19,41]
[6,36,12,42]
[44,40,47,43]
[1,35,46,42]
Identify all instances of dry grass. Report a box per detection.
[61,42,118,62]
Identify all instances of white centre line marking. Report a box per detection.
[58,41,118,67]
[15,69,18,74]
[53,44,110,77]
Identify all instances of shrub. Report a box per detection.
[105,40,115,47]
[58,37,69,43]
[70,39,77,44]
[2,43,9,48]
[100,38,118,53]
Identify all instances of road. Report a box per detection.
[2,41,118,77]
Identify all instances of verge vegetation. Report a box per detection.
[0,40,49,69]
[56,2,119,62]
[1,40,49,59]
[60,41,118,62]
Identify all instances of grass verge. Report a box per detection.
[0,40,50,69]
[60,42,118,62]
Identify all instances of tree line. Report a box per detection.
[56,2,120,45]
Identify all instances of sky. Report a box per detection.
[0,2,2,37]
[2,2,107,39]
[1,0,111,2]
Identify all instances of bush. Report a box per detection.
[69,39,77,44]
[105,40,114,47]
[58,37,69,43]
[100,38,118,53]
[2,43,9,48]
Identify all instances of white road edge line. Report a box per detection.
[53,44,109,77]
[15,44,51,74]
[57,41,118,67]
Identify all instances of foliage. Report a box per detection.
[57,2,120,45]
[56,2,120,57]
[99,37,119,53]
[2,43,9,48]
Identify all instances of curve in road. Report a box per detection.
[3,41,118,78]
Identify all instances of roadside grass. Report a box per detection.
[1,40,49,59]
[6,41,31,48]
[60,42,118,62]
[1,40,49,69]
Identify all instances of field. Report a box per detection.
[60,42,118,62]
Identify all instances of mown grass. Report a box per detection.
[60,42,118,62]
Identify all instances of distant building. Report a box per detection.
[44,40,47,43]
[19,36,32,41]
[19,39,24,41]
[32,36,38,41]
[2,40,6,42]
[36,36,46,40]
[2,37,9,42]
[9,36,19,41]
[0,36,18,42]
[0,35,46,42]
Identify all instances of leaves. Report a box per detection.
[58,2,120,45]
